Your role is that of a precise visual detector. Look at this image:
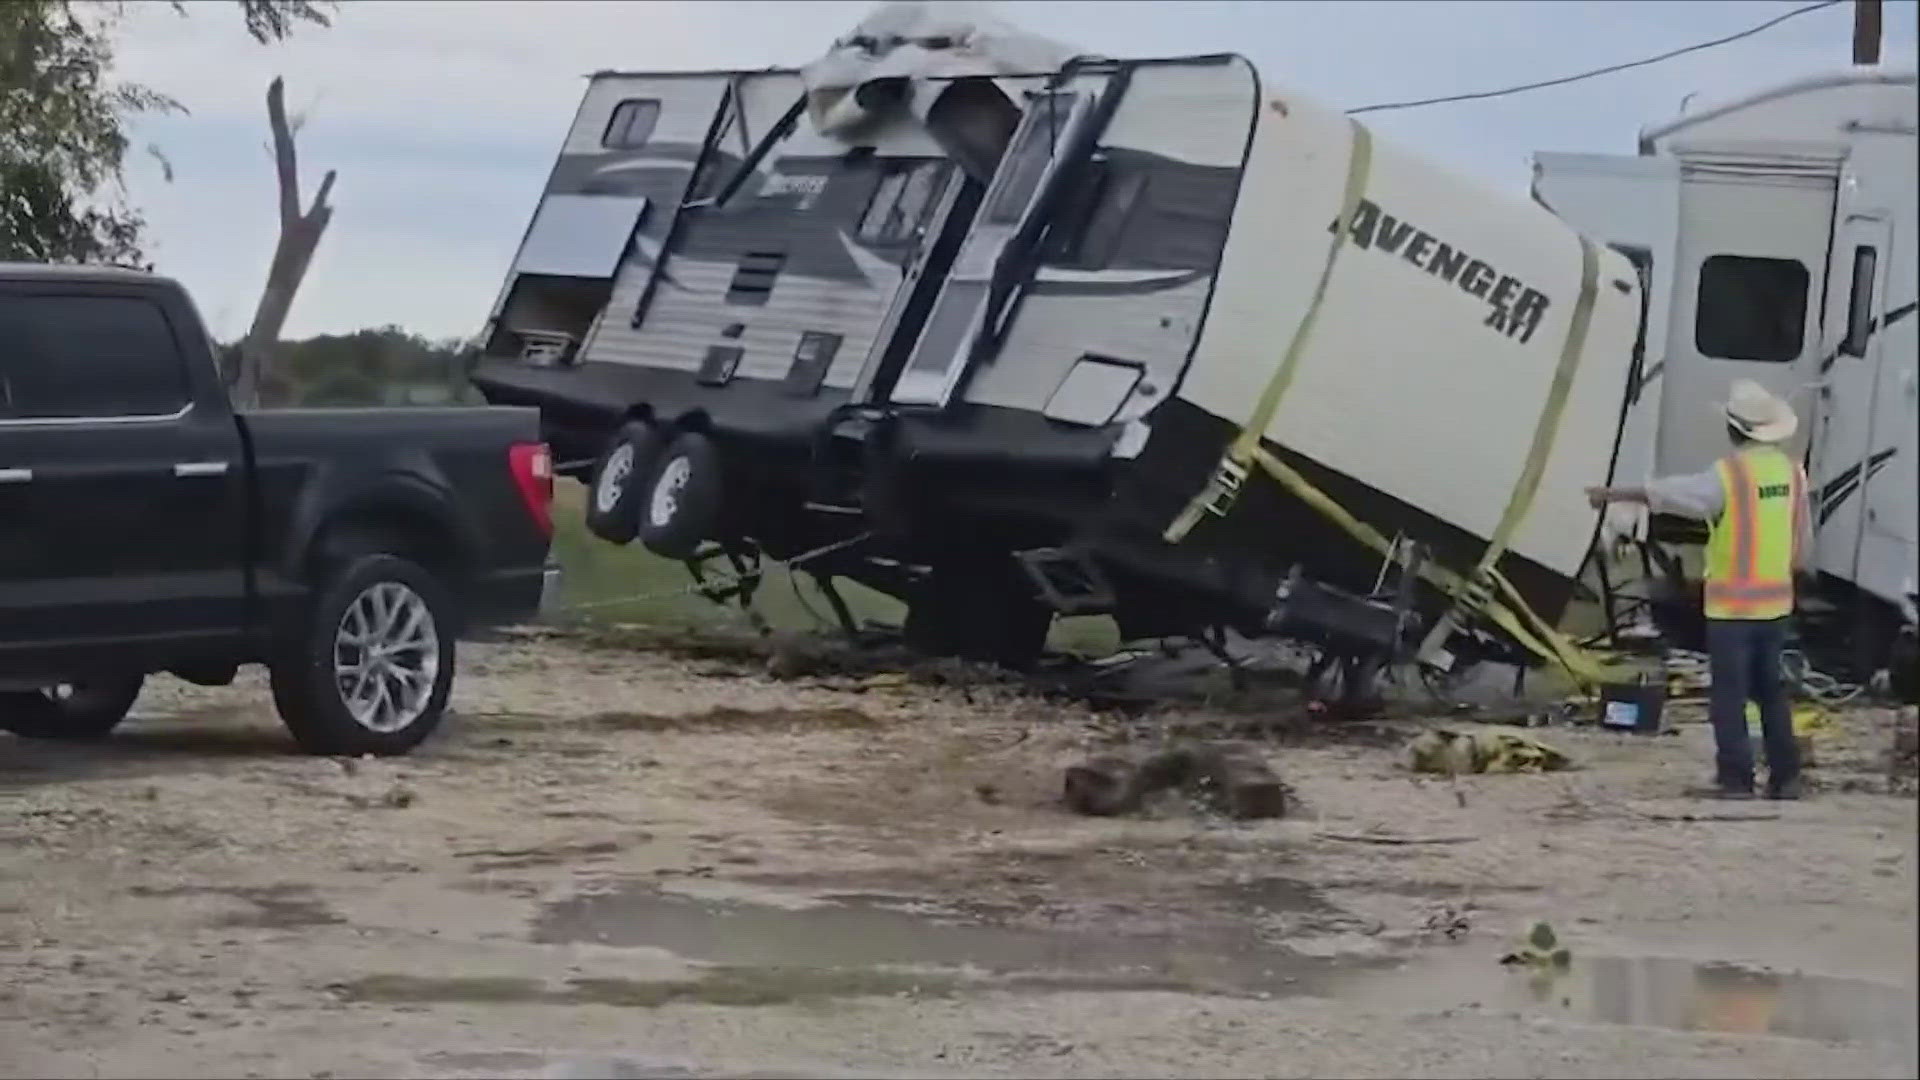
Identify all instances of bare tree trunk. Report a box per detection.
[232,76,335,408]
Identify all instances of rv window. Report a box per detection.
[603,99,661,150]
[1694,254,1808,363]
[1044,167,1145,270]
[1842,246,1878,358]
[857,160,945,244]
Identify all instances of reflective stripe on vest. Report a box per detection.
[1704,447,1801,620]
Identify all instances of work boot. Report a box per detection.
[1767,776,1804,801]
[1686,781,1756,800]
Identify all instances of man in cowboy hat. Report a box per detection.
[1587,379,1813,800]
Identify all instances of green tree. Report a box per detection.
[0,0,331,266]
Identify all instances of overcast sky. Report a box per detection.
[113,0,1917,342]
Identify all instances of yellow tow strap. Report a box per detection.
[1164,117,1375,544]
[1415,233,1602,664]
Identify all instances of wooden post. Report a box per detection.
[233,76,335,407]
[1853,0,1882,65]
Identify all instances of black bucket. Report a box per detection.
[1599,680,1666,734]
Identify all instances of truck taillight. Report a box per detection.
[508,442,554,539]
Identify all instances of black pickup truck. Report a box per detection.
[0,264,557,755]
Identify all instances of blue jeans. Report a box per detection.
[1707,617,1800,793]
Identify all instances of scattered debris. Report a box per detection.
[1421,904,1473,940]
[1407,727,1571,775]
[1063,741,1286,820]
[1316,831,1476,846]
[590,705,879,731]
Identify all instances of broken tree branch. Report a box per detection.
[233,75,335,407]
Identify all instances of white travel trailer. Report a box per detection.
[1535,68,1918,679]
[471,4,1645,691]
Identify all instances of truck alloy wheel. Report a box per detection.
[271,554,456,756]
[638,432,724,561]
[584,421,664,544]
[0,675,145,740]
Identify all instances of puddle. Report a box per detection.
[1349,949,1914,1046]
[530,880,1370,995]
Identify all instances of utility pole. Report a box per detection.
[1853,0,1882,65]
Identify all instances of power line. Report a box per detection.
[1349,0,1843,115]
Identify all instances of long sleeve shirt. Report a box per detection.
[1643,459,1814,571]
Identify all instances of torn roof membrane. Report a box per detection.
[799,1,1083,136]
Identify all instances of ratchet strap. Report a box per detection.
[1164,117,1375,544]
[1415,233,1602,665]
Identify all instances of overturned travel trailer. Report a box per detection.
[471,4,1645,692]
[1535,68,1918,681]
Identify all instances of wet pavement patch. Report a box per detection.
[589,706,879,732]
[1350,950,1915,1046]
[529,881,1371,997]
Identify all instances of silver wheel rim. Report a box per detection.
[595,443,635,515]
[334,581,440,734]
[649,455,692,528]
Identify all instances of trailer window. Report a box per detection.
[857,160,945,245]
[602,99,661,151]
[1694,254,1808,363]
[1841,245,1878,358]
[0,295,190,420]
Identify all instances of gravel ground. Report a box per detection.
[1,631,1914,1079]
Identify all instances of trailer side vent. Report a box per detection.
[784,331,842,398]
[726,250,787,306]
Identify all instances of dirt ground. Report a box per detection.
[2,630,1915,1080]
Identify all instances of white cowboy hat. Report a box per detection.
[1723,378,1798,443]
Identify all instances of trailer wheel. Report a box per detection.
[584,421,663,545]
[905,555,1053,672]
[638,432,724,561]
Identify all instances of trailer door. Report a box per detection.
[1661,159,1836,477]
[1531,152,1679,484]
[887,89,1099,408]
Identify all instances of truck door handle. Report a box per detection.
[173,461,230,478]
[0,467,31,484]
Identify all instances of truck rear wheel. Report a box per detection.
[584,421,663,544]
[0,676,145,740]
[270,554,456,756]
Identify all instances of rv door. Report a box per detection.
[1531,152,1679,484]
[888,90,1097,408]
[1815,207,1913,605]
[1660,162,1836,477]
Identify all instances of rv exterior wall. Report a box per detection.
[1180,83,1641,582]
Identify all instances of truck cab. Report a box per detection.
[0,264,559,754]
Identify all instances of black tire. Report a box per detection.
[904,555,1053,672]
[0,675,145,740]
[270,554,456,756]
[584,421,664,545]
[637,431,724,561]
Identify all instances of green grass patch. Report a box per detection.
[547,483,1119,654]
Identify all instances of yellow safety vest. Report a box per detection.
[1704,446,1806,620]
